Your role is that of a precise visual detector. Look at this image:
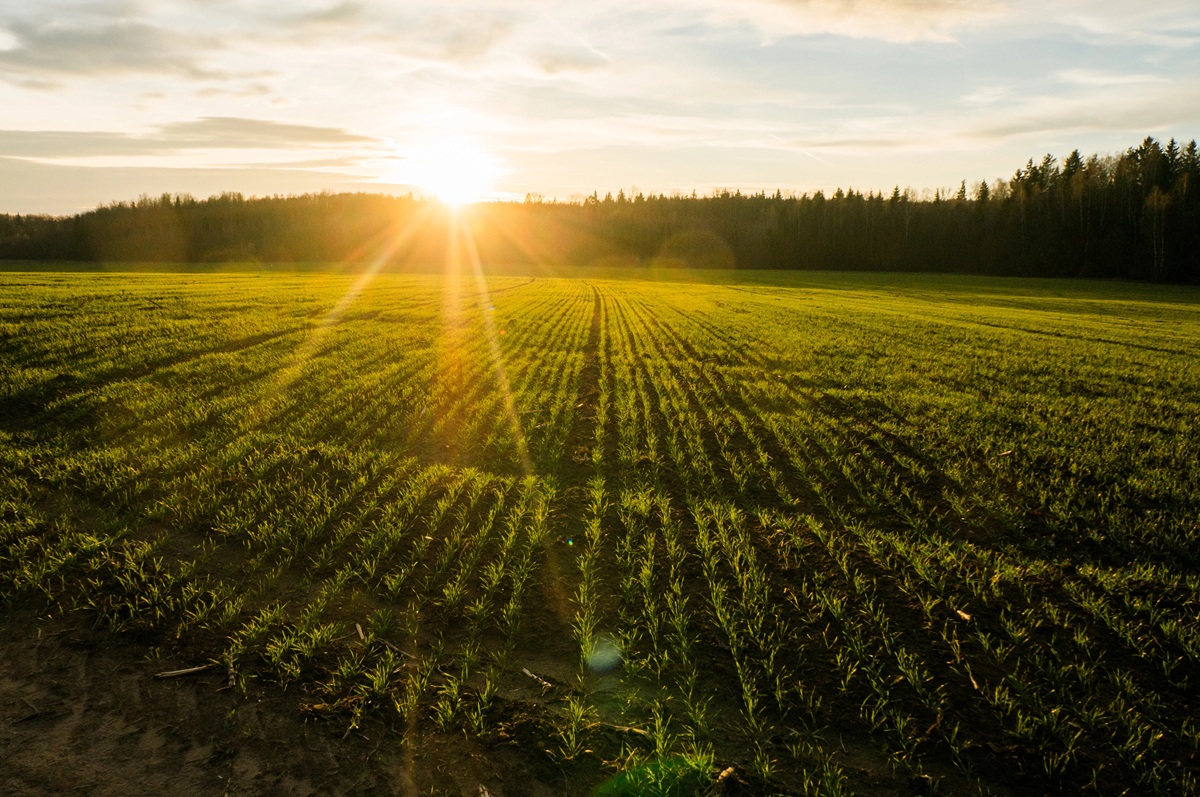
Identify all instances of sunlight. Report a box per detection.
[402,139,502,207]
[266,201,437,397]
[448,210,533,475]
[441,210,575,629]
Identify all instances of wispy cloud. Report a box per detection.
[1055,69,1168,87]
[159,117,374,148]
[0,19,228,88]
[534,42,612,76]
[251,2,516,62]
[961,85,1015,106]
[1035,0,1200,46]
[960,80,1200,141]
[695,0,1007,43]
[0,118,378,160]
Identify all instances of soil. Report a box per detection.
[0,603,575,797]
[0,595,1011,797]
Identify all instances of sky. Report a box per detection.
[1,0,1199,214]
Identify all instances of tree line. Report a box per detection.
[2,136,1197,282]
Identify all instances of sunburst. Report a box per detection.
[401,139,501,206]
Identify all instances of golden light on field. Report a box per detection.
[400,139,502,207]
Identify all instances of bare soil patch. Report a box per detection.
[0,604,570,797]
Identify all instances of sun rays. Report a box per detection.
[444,208,534,476]
[265,201,443,397]
[262,193,544,491]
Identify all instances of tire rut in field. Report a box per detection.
[482,276,537,295]
[598,293,693,501]
[556,283,603,486]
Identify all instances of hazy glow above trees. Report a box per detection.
[389,138,504,206]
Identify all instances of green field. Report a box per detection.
[3,269,1199,795]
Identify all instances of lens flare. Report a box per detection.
[585,633,622,674]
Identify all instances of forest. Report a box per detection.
[2,135,1197,282]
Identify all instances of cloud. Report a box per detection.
[157,117,374,148]
[1031,0,1200,45]
[412,11,512,60]
[297,1,367,27]
[196,83,274,98]
[792,136,919,150]
[0,118,378,160]
[961,82,1200,141]
[704,68,1200,157]
[694,0,1006,43]
[535,43,611,75]
[0,131,142,159]
[0,19,228,87]
[961,85,1015,106]
[252,2,514,63]
[1056,69,1168,87]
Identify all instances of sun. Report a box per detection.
[402,139,502,207]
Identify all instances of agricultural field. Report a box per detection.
[2,267,1199,796]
